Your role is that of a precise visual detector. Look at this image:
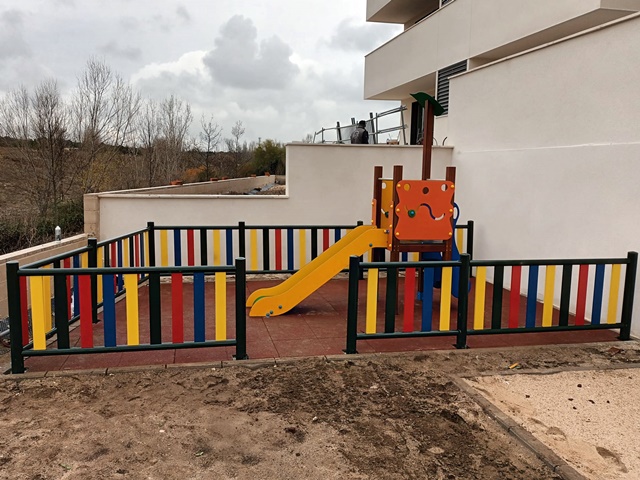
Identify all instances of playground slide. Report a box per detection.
[246,225,377,307]
[249,226,388,317]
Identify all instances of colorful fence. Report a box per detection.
[5,221,475,374]
[7,259,247,374]
[148,220,474,273]
[345,252,637,353]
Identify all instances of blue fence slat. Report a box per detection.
[592,264,605,325]
[226,229,233,266]
[117,240,124,292]
[287,229,294,270]
[102,274,116,347]
[421,268,434,332]
[139,233,145,267]
[526,266,539,328]
[194,272,205,342]
[173,229,182,267]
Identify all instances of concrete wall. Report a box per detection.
[84,176,284,238]
[448,14,640,336]
[94,144,453,240]
[0,234,88,319]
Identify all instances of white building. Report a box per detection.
[365,0,640,336]
[365,0,640,145]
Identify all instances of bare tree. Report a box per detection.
[156,95,193,183]
[199,114,222,179]
[70,58,141,192]
[225,120,246,177]
[0,80,72,220]
[135,98,162,186]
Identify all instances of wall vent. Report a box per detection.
[436,60,467,114]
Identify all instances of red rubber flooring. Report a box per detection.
[22,278,620,373]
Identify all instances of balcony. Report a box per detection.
[365,0,640,100]
[367,0,440,25]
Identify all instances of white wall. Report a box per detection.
[96,144,454,240]
[0,234,88,318]
[364,0,638,100]
[448,14,640,336]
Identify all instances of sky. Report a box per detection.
[0,0,402,144]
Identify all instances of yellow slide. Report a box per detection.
[248,225,387,317]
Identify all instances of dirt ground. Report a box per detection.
[1,342,639,480]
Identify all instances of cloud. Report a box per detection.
[203,15,299,90]
[327,18,400,52]
[0,10,31,60]
[98,41,142,61]
[176,5,190,23]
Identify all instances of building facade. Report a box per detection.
[365,0,640,144]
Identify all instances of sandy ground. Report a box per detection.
[0,342,639,479]
[468,367,640,480]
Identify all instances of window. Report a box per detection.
[436,60,467,115]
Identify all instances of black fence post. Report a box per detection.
[7,262,25,374]
[467,220,474,261]
[235,257,248,359]
[53,260,70,349]
[345,255,360,354]
[455,254,470,349]
[147,221,156,267]
[357,220,365,280]
[238,222,246,259]
[620,251,638,341]
[88,238,98,324]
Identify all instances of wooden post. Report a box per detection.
[422,101,435,180]
[443,166,457,260]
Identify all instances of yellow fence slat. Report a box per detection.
[250,229,258,271]
[607,264,622,324]
[123,238,130,267]
[366,269,379,334]
[81,252,88,268]
[212,230,221,266]
[97,247,104,303]
[542,266,556,327]
[124,274,139,345]
[160,230,168,267]
[440,267,452,330]
[456,229,464,254]
[144,231,150,266]
[30,277,47,350]
[215,272,227,340]
[42,265,52,331]
[473,267,487,330]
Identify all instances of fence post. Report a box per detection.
[238,221,246,258]
[370,112,377,144]
[336,122,342,143]
[53,260,70,349]
[357,220,365,280]
[147,221,156,267]
[235,257,248,359]
[455,254,470,349]
[620,251,638,341]
[467,220,474,261]
[88,238,98,324]
[7,262,25,374]
[345,255,360,354]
